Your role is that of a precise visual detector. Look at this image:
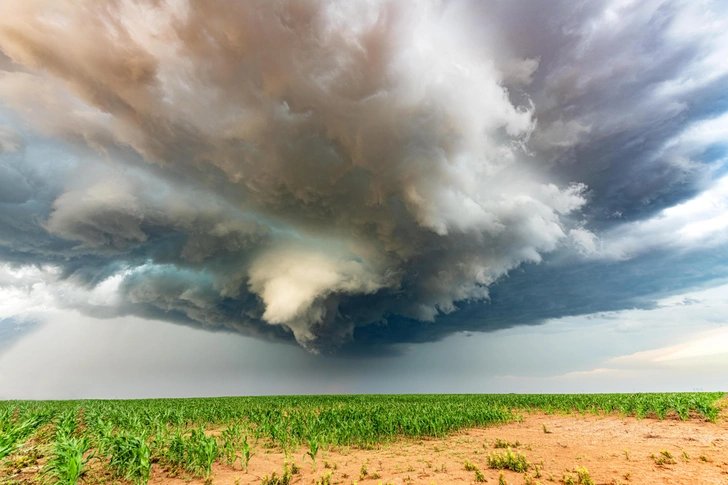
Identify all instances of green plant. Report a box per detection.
[681,449,689,462]
[463,459,485,480]
[161,427,219,478]
[241,434,254,472]
[220,425,242,469]
[42,435,94,485]
[651,450,676,466]
[494,438,521,448]
[192,428,219,478]
[475,468,486,482]
[542,424,552,434]
[486,448,530,473]
[261,471,286,485]
[304,436,321,471]
[575,467,594,485]
[3,414,50,461]
[106,432,151,484]
[359,462,368,480]
[499,471,507,485]
[4,447,41,472]
[316,471,333,485]
[261,462,297,485]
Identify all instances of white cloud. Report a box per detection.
[248,245,390,345]
[610,327,728,366]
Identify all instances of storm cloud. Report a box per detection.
[0,0,726,354]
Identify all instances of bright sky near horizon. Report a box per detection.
[0,0,727,398]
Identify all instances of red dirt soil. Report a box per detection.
[151,411,728,485]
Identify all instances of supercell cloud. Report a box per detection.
[0,0,726,354]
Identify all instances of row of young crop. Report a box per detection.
[7,392,723,427]
[0,393,723,484]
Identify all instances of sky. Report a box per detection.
[0,0,727,399]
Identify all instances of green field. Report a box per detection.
[1,393,724,484]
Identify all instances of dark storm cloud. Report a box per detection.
[0,0,726,354]
[343,245,728,355]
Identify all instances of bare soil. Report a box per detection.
[150,412,728,485]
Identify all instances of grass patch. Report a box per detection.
[486,448,530,473]
[493,438,522,448]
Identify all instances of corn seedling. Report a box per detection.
[42,435,94,485]
[106,432,151,485]
[0,417,42,463]
[304,436,321,471]
[241,434,254,472]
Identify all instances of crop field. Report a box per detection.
[1,393,725,485]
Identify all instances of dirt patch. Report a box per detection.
[147,412,728,485]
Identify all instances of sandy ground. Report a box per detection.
[148,412,728,485]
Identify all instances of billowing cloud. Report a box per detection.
[0,0,726,354]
